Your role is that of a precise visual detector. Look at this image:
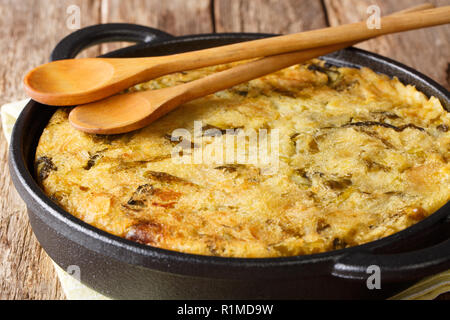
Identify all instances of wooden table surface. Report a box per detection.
[0,0,449,300]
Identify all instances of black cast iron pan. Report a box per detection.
[9,24,450,299]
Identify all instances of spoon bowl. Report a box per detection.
[68,4,447,135]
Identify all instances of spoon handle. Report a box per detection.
[168,3,437,108]
[159,6,450,73]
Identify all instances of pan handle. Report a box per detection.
[51,23,174,61]
[332,216,450,283]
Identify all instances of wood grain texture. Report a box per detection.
[324,0,450,89]
[214,0,328,33]
[100,0,213,53]
[0,0,102,300]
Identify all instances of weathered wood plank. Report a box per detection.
[214,0,328,33]
[0,0,101,300]
[323,0,450,89]
[100,0,214,53]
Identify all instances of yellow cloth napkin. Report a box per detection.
[2,99,449,300]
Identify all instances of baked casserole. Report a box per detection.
[35,60,450,258]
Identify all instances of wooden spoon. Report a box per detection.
[69,4,437,134]
[26,5,449,106]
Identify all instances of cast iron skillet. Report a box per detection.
[9,24,450,299]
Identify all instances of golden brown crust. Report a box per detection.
[35,60,450,257]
